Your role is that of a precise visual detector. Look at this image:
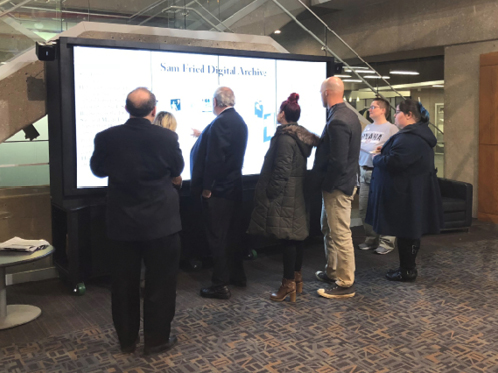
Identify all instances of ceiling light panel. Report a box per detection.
[389,70,420,75]
[344,69,375,73]
[364,75,390,79]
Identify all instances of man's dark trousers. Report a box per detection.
[110,233,181,349]
[202,196,245,285]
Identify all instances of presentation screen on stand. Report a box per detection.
[73,46,328,189]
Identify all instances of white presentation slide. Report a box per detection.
[73,46,327,188]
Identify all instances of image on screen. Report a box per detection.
[73,46,327,188]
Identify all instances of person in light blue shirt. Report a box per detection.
[358,98,398,255]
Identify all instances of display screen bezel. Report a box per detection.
[54,37,335,198]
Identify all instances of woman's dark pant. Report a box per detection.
[110,233,181,349]
[282,240,305,280]
[396,237,421,270]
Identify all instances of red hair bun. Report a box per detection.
[280,92,301,122]
[288,93,299,103]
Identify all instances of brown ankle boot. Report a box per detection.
[294,271,303,294]
[270,278,296,302]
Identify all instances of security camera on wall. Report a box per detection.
[36,41,58,61]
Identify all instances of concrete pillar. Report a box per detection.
[0,60,46,143]
[444,39,498,216]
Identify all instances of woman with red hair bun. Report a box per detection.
[248,93,320,302]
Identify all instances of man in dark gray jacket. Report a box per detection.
[313,77,361,299]
[190,87,248,300]
[91,87,184,356]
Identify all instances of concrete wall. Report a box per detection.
[0,60,46,143]
[445,40,498,216]
[277,0,498,59]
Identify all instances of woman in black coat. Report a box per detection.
[365,99,443,282]
[248,93,319,302]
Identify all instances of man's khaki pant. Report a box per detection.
[320,188,356,288]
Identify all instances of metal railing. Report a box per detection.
[271,0,443,137]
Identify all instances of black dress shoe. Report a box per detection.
[144,335,178,356]
[386,268,418,282]
[229,278,247,287]
[200,285,231,299]
[121,336,139,354]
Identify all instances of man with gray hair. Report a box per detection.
[191,86,248,299]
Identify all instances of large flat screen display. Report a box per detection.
[72,46,329,189]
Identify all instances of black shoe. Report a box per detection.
[200,285,231,299]
[143,335,178,356]
[229,278,247,287]
[386,268,417,282]
[315,271,335,284]
[121,336,139,354]
[317,284,355,299]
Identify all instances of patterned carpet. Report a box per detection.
[2,237,498,372]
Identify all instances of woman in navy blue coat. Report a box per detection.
[365,99,443,281]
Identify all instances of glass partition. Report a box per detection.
[0,116,48,187]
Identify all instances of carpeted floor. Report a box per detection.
[2,223,498,372]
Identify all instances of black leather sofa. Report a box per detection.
[438,178,473,230]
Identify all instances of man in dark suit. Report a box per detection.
[90,87,184,356]
[190,87,248,300]
[313,77,361,299]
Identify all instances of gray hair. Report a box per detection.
[214,87,235,107]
